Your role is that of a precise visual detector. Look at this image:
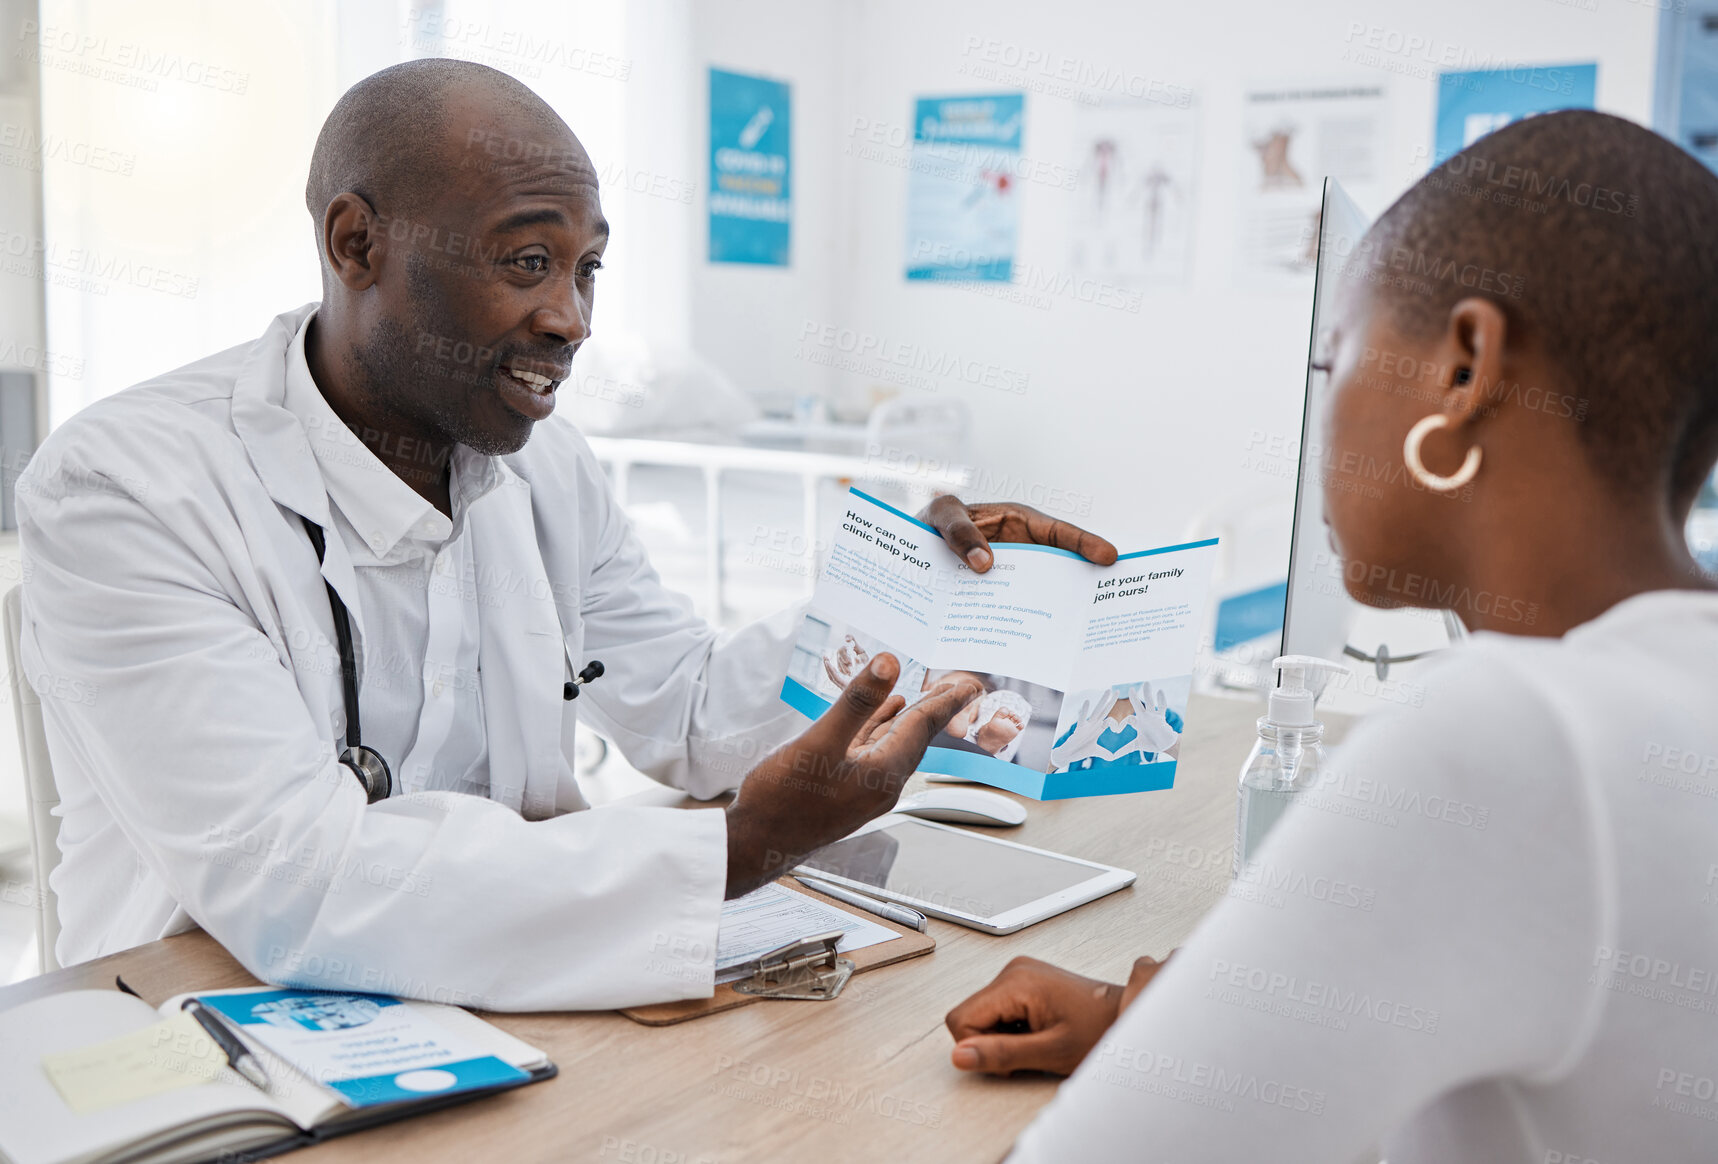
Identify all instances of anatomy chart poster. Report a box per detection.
[1069,99,1199,286]
[1236,83,1387,285]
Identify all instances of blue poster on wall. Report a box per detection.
[709,67,791,265]
[1433,64,1597,162]
[905,93,1024,282]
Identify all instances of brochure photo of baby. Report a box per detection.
[1049,677,1191,773]
[923,670,1066,771]
[786,613,926,706]
[785,614,1067,771]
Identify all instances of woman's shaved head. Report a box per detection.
[1320,110,1718,632]
[1358,110,1718,503]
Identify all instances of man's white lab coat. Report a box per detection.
[15,304,805,1010]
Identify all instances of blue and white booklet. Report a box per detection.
[183,988,539,1109]
[0,984,552,1164]
[781,489,1218,799]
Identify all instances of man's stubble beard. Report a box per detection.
[353,296,531,459]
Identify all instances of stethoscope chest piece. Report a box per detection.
[301,514,394,805]
[340,745,393,804]
[302,512,601,804]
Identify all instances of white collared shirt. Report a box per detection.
[282,317,502,797]
[21,302,808,1009]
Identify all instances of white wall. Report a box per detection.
[690,0,848,408]
[32,0,1660,554]
[33,0,703,423]
[616,0,696,348]
[34,1,342,428]
[693,0,1659,571]
[0,0,47,436]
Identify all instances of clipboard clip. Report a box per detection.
[731,931,855,1001]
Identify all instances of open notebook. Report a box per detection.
[0,985,554,1164]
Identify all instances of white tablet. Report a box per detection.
[795,814,1136,935]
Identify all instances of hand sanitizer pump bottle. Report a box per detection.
[1232,655,1349,878]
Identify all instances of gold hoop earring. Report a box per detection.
[1403,414,1481,493]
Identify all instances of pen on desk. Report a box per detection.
[794,874,928,933]
[181,998,272,1091]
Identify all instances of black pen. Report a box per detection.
[181,998,271,1090]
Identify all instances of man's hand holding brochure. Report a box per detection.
[781,490,1218,799]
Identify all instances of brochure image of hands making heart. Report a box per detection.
[782,489,1218,799]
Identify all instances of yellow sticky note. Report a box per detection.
[42,1010,227,1115]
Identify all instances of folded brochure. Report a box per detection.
[781,488,1218,799]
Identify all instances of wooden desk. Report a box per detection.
[1,693,1335,1163]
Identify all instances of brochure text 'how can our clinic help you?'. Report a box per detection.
[781,490,1218,799]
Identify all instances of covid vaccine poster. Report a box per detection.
[1432,64,1596,163]
[904,93,1024,282]
[709,67,791,265]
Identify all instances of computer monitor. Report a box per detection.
[1281,179,1460,690]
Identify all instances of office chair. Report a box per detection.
[4,583,61,973]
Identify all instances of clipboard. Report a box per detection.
[619,878,935,1026]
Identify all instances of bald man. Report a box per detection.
[14,60,1115,1009]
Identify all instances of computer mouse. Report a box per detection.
[894,788,1028,827]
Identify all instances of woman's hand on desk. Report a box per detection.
[724,655,982,898]
[945,952,1175,1076]
[918,496,1119,574]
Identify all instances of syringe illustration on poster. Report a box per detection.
[781,489,1218,799]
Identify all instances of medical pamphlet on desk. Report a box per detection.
[0,984,552,1164]
[781,489,1218,799]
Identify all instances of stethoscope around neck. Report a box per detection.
[297,515,603,804]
